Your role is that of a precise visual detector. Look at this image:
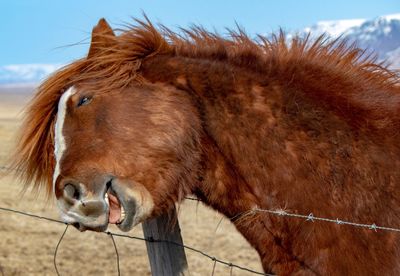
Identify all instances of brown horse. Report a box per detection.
[10,17,400,275]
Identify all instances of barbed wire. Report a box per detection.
[183,197,199,201]
[3,165,400,234]
[253,208,400,233]
[0,206,271,276]
[183,197,400,234]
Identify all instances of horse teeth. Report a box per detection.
[105,193,109,205]
[120,206,126,221]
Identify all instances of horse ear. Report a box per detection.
[88,18,116,58]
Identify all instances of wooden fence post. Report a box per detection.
[142,208,189,276]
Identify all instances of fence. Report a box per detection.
[2,165,400,275]
[0,205,270,276]
[0,164,270,276]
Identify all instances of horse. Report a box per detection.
[10,17,400,275]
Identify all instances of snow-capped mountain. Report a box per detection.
[302,14,400,67]
[345,14,400,64]
[303,18,366,38]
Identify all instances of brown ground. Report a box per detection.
[0,86,262,275]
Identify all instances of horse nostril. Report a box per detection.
[64,183,81,201]
[106,179,112,190]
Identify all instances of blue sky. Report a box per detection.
[1,0,399,66]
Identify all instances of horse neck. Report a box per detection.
[193,135,311,274]
[142,55,271,252]
[141,55,266,211]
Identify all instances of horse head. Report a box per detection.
[52,19,202,231]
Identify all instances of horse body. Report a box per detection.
[11,18,400,275]
[142,51,400,275]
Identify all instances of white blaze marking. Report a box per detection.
[53,86,76,193]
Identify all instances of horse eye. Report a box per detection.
[77,96,92,107]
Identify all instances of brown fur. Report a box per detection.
[10,16,400,274]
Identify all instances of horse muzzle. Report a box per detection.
[56,176,138,232]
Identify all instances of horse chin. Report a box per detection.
[109,178,155,232]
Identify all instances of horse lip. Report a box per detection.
[109,180,136,232]
[105,180,131,228]
[74,222,108,232]
[65,210,109,232]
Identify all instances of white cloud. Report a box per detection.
[0,64,62,84]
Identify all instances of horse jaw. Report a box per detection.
[110,178,155,231]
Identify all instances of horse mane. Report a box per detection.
[10,16,400,196]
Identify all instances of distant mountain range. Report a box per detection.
[1,13,399,85]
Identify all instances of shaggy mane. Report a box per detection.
[10,17,400,195]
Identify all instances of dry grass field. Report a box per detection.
[0,86,262,275]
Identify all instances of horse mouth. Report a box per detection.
[105,189,126,225]
[58,178,139,232]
